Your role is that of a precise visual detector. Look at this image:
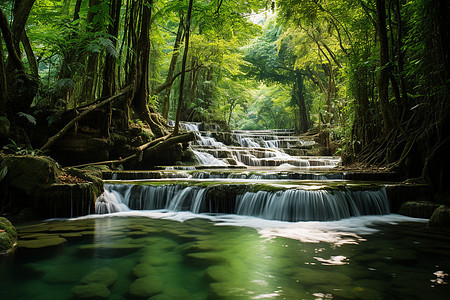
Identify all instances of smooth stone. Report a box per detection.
[186,252,225,265]
[19,233,61,239]
[71,283,110,299]
[81,267,118,287]
[132,263,161,278]
[429,205,450,228]
[78,243,143,257]
[18,237,67,249]
[128,276,164,298]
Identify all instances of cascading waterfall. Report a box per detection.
[96,183,390,222]
[177,121,341,167]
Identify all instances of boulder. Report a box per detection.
[398,201,441,218]
[80,267,118,287]
[71,283,110,299]
[0,217,17,254]
[128,276,164,298]
[428,205,450,228]
[1,155,60,196]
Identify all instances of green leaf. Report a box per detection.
[17,112,37,126]
[0,166,7,182]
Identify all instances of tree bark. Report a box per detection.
[10,0,36,55]
[161,18,184,119]
[376,0,393,132]
[174,0,194,135]
[0,9,24,72]
[21,30,38,77]
[0,31,7,115]
[294,72,309,133]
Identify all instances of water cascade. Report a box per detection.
[96,183,390,222]
[179,122,341,167]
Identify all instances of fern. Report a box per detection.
[17,112,37,126]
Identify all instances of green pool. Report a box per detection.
[1,213,449,299]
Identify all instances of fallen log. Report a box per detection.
[40,85,132,152]
[70,131,195,169]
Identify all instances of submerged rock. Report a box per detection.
[71,283,110,299]
[80,267,118,287]
[128,276,164,298]
[17,237,67,249]
[428,205,450,228]
[0,217,17,254]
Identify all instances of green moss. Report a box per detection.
[429,205,450,228]
[18,237,67,249]
[0,217,17,254]
[80,267,118,287]
[71,283,111,299]
[129,276,164,298]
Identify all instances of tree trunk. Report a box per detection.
[0,31,7,116]
[174,0,194,135]
[376,0,393,132]
[82,0,101,101]
[21,30,38,77]
[161,18,184,120]
[10,0,36,55]
[294,73,309,133]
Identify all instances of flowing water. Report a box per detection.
[1,124,449,299]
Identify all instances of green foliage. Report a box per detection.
[17,112,37,126]
[2,140,46,156]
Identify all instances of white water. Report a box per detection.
[96,183,390,222]
[79,210,427,246]
[177,121,341,168]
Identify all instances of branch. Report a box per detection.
[153,64,203,94]
[40,85,133,152]
[70,132,195,169]
[0,8,23,71]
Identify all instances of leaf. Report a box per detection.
[17,112,37,126]
[0,166,7,182]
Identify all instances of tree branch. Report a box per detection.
[40,86,133,152]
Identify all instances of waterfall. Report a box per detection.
[177,121,340,168]
[96,184,390,222]
[236,188,390,221]
[192,150,228,166]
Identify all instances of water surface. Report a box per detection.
[1,213,449,299]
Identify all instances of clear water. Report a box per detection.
[1,214,449,299]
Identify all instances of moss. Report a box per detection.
[399,201,441,218]
[0,217,17,254]
[1,155,60,196]
[71,283,110,299]
[17,237,67,249]
[80,267,118,287]
[428,205,450,228]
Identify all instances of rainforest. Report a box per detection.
[0,0,449,299]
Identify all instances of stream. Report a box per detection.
[1,124,449,299]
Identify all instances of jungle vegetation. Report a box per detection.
[0,0,448,193]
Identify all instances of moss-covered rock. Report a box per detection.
[80,267,118,287]
[398,201,441,218]
[17,237,67,249]
[128,275,164,298]
[1,155,60,196]
[428,205,450,228]
[0,217,17,254]
[71,283,111,299]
